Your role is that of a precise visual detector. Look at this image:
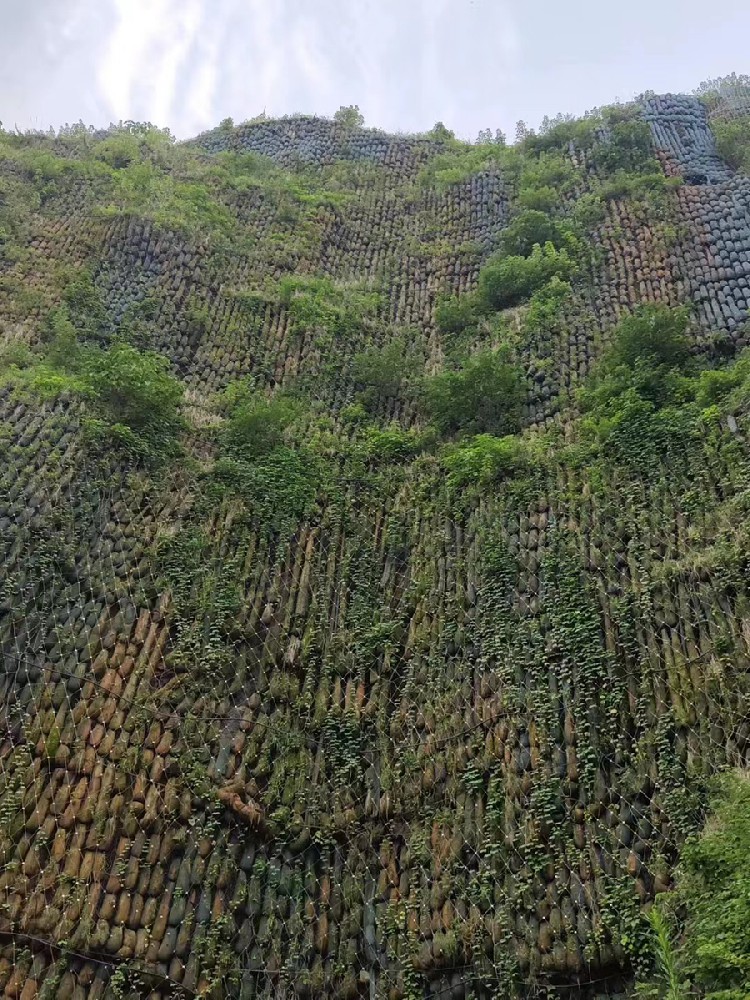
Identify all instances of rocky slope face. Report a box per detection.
[0,88,749,999]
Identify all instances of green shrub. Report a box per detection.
[498,210,570,258]
[81,341,183,456]
[522,276,573,336]
[423,348,524,436]
[676,771,750,997]
[361,424,422,462]
[713,119,750,172]
[4,330,184,461]
[591,119,655,175]
[104,161,234,238]
[642,771,750,1000]
[607,304,691,374]
[517,185,558,213]
[212,447,319,536]
[60,268,106,333]
[569,192,606,228]
[435,294,479,337]
[523,115,598,155]
[597,170,671,202]
[581,390,695,467]
[350,338,415,409]
[223,392,297,461]
[417,142,506,188]
[578,305,697,464]
[442,433,524,486]
[692,352,750,408]
[477,242,576,311]
[340,401,368,425]
[279,275,380,337]
[517,151,576,211]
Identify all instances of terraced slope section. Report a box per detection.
[1,85,750,999]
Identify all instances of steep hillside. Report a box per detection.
[1,83,750,999]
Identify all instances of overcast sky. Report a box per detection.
[1,0,748,141]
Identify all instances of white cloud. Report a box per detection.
[98,0,208,129]
[2,0,748,142]
[92,0,521,138]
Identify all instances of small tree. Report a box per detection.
[477,242,575,311]
[351,338,416,410]
[334,105,365,128]
[222,382,297,460]
[608,304,691,372]
[515,120,532,144]
[423,348,524,436]
[498,209,567,258]
[429,122,456,142]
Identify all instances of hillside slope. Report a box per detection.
[1,85,750,998]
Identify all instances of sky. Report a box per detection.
[0,0,748,142]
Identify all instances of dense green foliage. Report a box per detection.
[0,322,184,461]
[578,305,750,476]
[578,305,695,464]
[4,95,750,1000]
[713,119,750,172]
[212,447,320,537]
[422,348,524,437]
[675,773,750,998]
[441,433,526,487]
[350,337,417,410]
[477,242,576,311]
[81,341,183,447]
[591,120,655,175]
[333,105,365,128]
[497,209,571,258]
[640,772,750,1000]
[279,275,381,339]
[221,383,297,460]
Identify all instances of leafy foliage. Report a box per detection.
[578,305,695,465]
[591,119,655,175]
[417,141,507,188]
[441,433,525,487]
[350,337,416,410]
[516,150,577,209]
[1,325,183,461]
[83,341,180,425]
[497,209,571,258]
[522,276,573,336]
[640,772,750,1000]
[422,348,524,437]
[674,772,750,998]
[435,294,479,338]
[279,275,380,337]
[582,304,691,411]
[333,105,365,128]
[222,386,297,461]
[360,424,422,462]
[713,118,750,172]
[477,242,576,311]
[608,304,691,375]
[212,447,320,537]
